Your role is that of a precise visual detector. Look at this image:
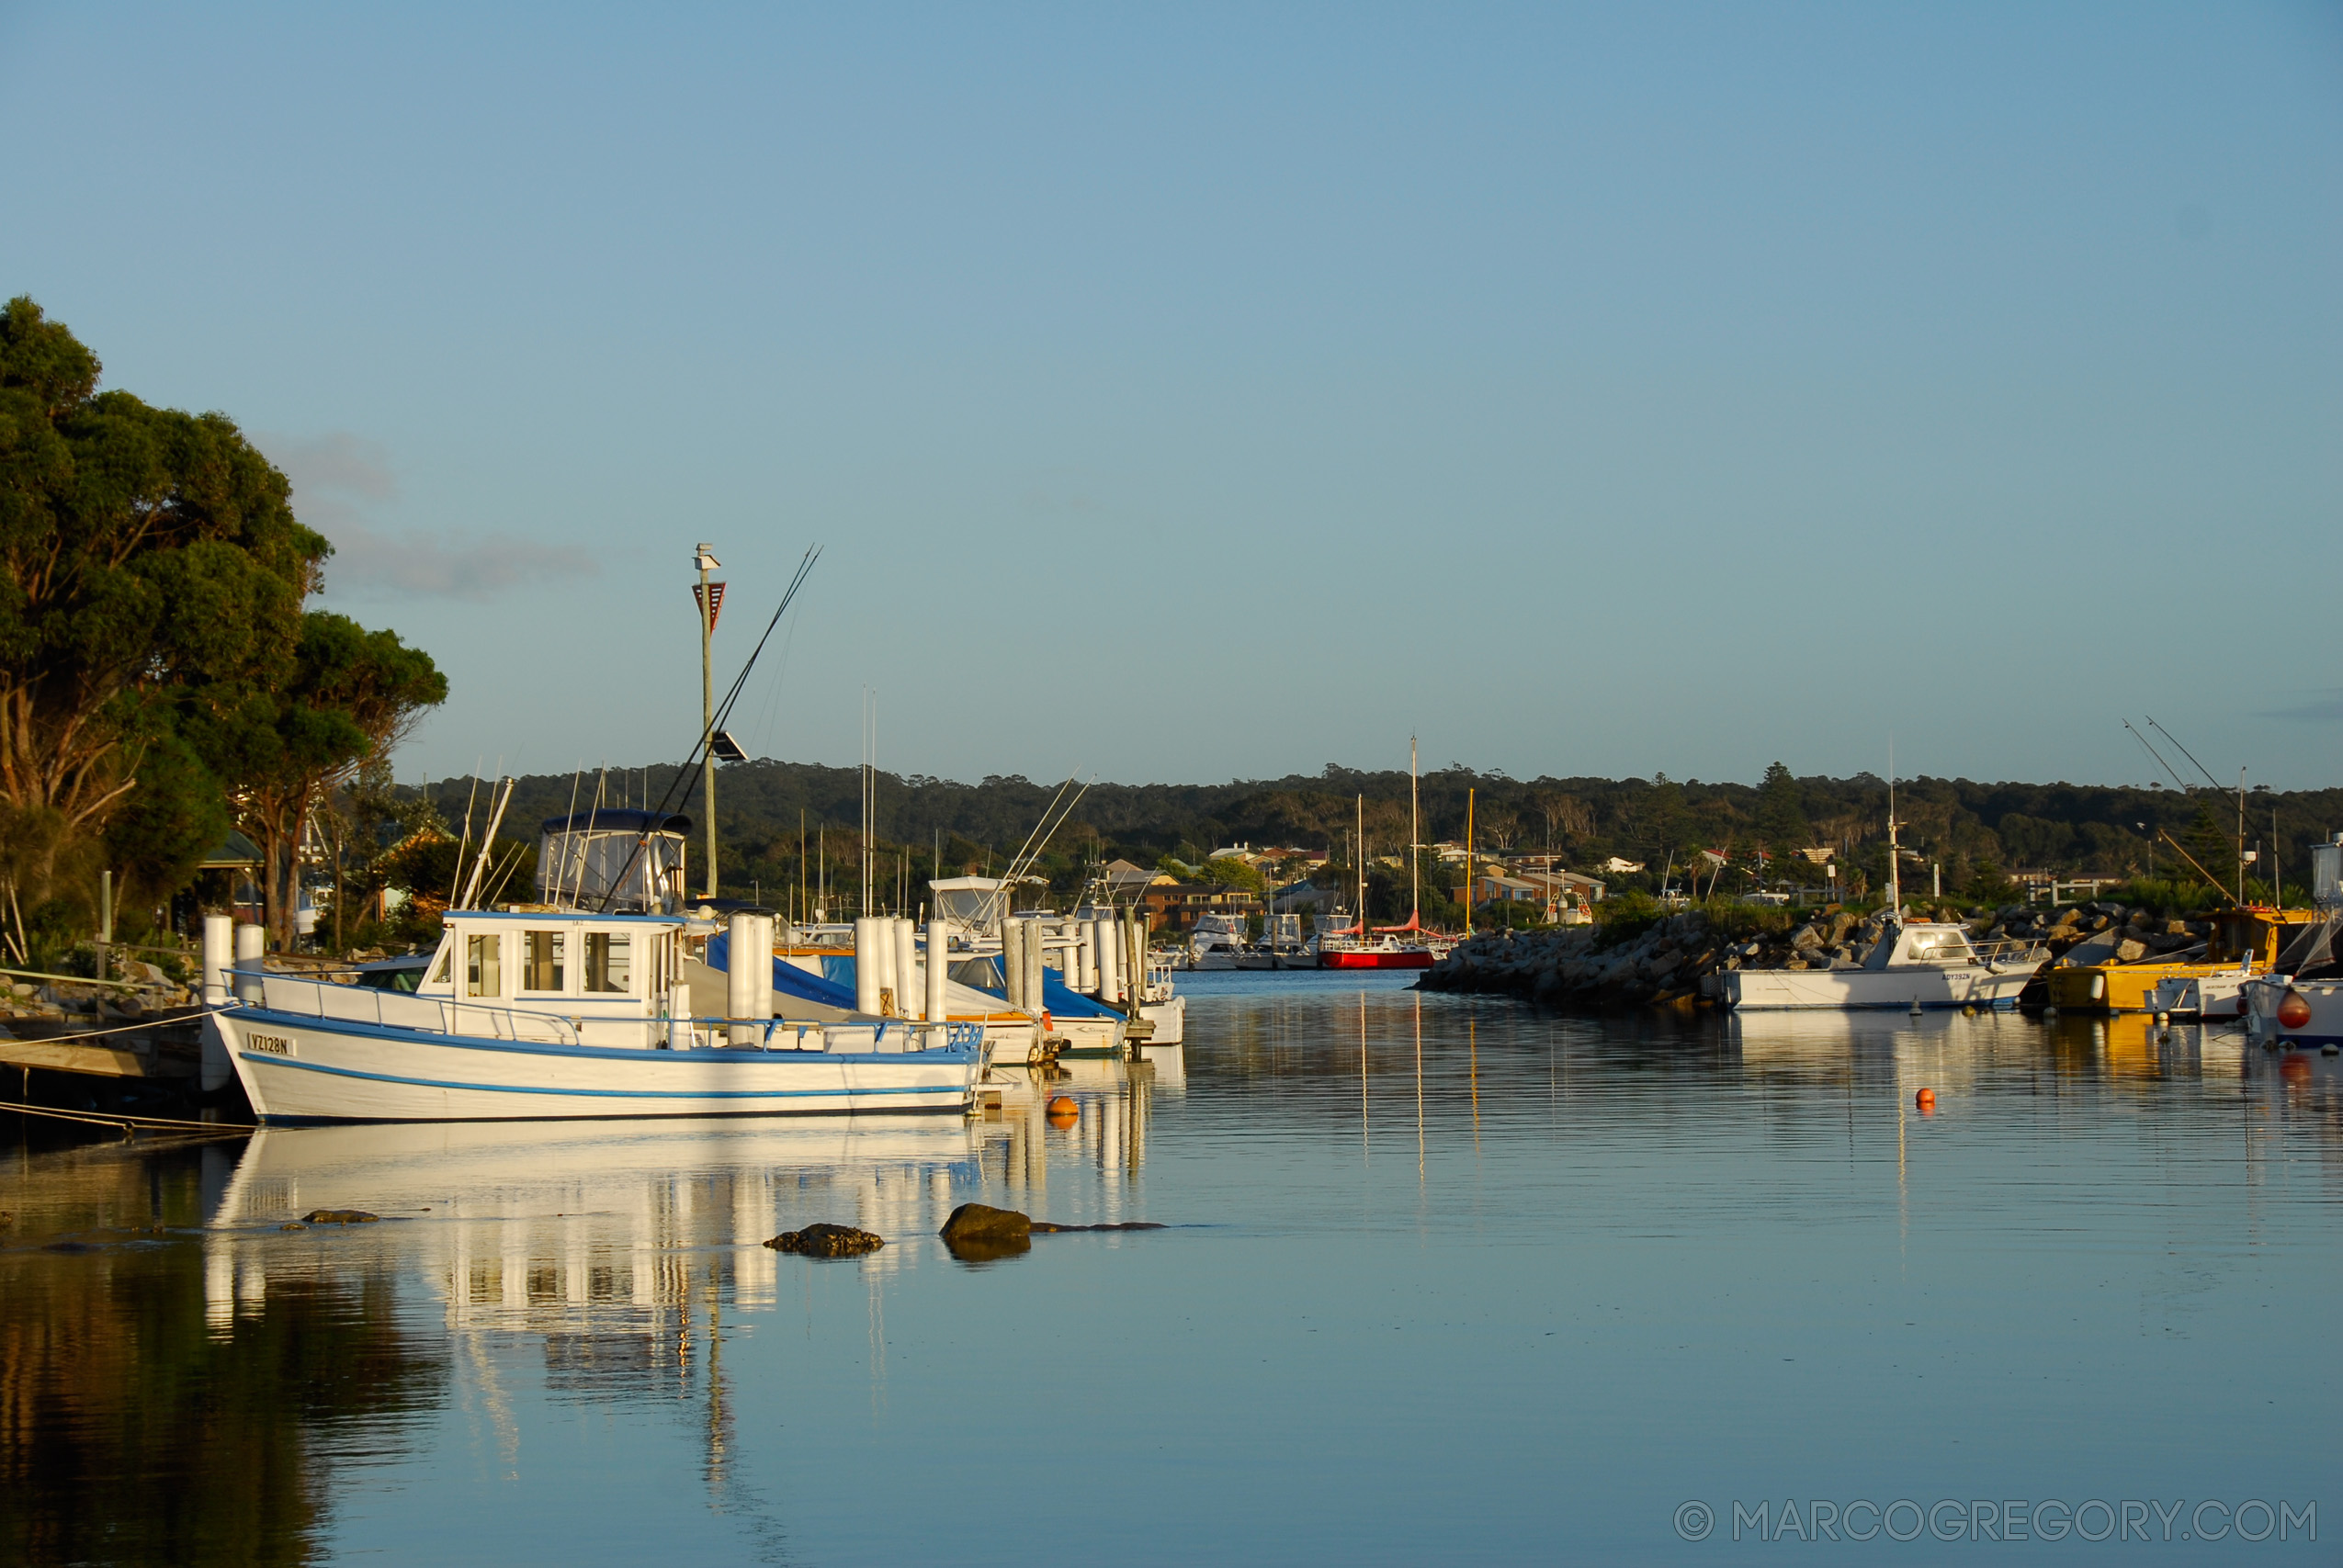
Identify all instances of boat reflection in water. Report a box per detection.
[967,1050,1181,1216]
[203,1118,984,1332]
[1725,1006,2251,1091]
[203,1055,1181,1330]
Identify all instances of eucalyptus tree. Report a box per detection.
[0,297,444,953]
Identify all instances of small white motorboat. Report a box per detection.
[1185,913,1246,970]
[1714,920,2047,1011]
[2147,963,2257,1020]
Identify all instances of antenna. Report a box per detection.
[596,545,822,912]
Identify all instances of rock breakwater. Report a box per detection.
[1413,901,2216,1010]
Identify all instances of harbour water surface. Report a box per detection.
[5,973,2338,1563]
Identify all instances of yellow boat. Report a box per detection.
[2046,907,2325,1012]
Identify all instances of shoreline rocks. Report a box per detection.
[1414,901,2215,1012]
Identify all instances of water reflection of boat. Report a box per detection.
[203,1117,983,1331]
[967,1057,1169,1217]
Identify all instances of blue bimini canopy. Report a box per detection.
[704,932,862,1011]
[953,955,1121,1019]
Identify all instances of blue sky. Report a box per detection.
[4,4,2337,789]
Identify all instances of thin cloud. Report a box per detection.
[2260,690,2343,723]
[255,429,596,601]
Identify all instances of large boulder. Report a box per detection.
[765,1223,885,1258]
[939,1202,1033,1261]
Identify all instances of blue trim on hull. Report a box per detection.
[231,1006,978,1068]
[240,1051,963,1100]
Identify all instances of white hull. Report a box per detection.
[1719,964,2036,1011]
[2149,969,2255,1020]
[212,1007,983,1123]
[1138,994,1186,1047]
[2245,976,2343,1047]
[1047,1013,1126,1058]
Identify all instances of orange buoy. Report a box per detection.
[1915,1088,1936,1112]
[1045,1094,1079,1127]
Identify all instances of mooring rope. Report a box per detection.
[0,1099,251,1135]
[0,1013,200,1046]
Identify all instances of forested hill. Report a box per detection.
[421,760,2343,897]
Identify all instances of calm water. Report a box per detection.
[5,975,2338,1564]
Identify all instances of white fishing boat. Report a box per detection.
[1714,920,2046,1010]
[208,802,984,1122]
[932,874,1183,1053]
[207,905,987,1123]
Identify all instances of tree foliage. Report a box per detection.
[0,297,445,953]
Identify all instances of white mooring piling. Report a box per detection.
[924,919,949,1025]
[728,912,760,1045]
[893,918,919,1019]
[853,918,883,1015]
[232,923,266,1006]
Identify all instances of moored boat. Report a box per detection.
[1713,920,2045,1010]
[209,906,986,1123]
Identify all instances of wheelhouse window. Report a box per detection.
[585,931,632,993]
[521,930,565,992]
[430,942,453,986]
[465,932,503,997]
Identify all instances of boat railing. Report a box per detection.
[240,966,583,1045]
[1967,938,2047,969]
[700,1018,982,1055]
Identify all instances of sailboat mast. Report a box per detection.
[1465,787,1475,938]
[1356,793,1366,933]
[1886,745,1901,917]
[1409,736,1420,925]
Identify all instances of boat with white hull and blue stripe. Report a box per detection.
[208,905,987,1124]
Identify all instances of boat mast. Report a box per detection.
[1409,735,1420,927]
[696,543,719,901]
[1356,793,1366,935]
[1464,787,1475,938]
[1885,743,1901,919]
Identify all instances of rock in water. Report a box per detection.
[940,1202,1031,1244]
[764,1223,885,1258]
[939,1201,1033,1260]
[301,1210,379,1224]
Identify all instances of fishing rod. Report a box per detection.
[2145,716,2225,795]
[595,544,824,913]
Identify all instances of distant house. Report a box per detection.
[1600,856,1645,874]
[1139,881,1264,933]
[1516,869,1606,905]
[1473,873,1544,906]
[1101,858,1171,898]
[1271,880,1335,913]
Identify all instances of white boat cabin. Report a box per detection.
[1867,922,1980,969]
[413,909,690,1048]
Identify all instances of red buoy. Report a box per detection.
[1915,1088,1937,1112]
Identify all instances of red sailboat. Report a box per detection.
[1317,739,1448,970]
